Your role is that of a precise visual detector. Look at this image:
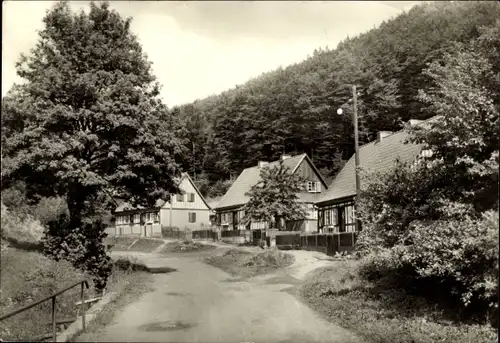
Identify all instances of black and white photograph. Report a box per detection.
[1,1,499,342]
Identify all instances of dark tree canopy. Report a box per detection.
[174,1,500,185]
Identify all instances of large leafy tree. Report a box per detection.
[409,23,499,213]
[243,161,307,231]
[356,21,499,317]
[1,1,184,289]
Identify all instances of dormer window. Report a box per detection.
[306,181,321,193]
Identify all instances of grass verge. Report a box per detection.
[0,245,98,341]
[70,267,154,342]
[204,248,295,278]
[161,240,216,253]
[299,260,497,343]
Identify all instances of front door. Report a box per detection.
[338,207,345,233]
[232,211,238,230]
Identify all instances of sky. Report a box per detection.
[2,1,422,107]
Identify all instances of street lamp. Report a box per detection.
[337,84,361,233]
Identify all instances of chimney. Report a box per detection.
[280,154,291,161]
[376,131,392,143]
[257,161,269,168]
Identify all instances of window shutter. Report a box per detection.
[317,182,322,192]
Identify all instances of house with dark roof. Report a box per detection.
[315,118,437,234]
[214,153,328,233]
[108,173,212,237]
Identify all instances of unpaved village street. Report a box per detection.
[76,246,363,343]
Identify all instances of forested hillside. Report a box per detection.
[174,1,500,196]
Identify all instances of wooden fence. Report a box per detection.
[161,227,188,240]
[216,228,358,256]
[191,229,217,241]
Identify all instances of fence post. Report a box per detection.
[52,296,57,342]
[80,282,86,332]
[315,234,318,250]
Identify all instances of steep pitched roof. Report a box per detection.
[215,154,325,210]
[315,129,424,205]
[206,197,222,210]
[114,172,211,212]
[180,172,212,209]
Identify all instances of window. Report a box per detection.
[154,212,160,223]
[306,181,321,193]
[344,205,356,232]
[129,214,134,224]
[188,212,196,223]
[188,193,195,202]
[146,213,152,222]
[134,214,140,224]
[176,194,183,202]
[323,208,338,232]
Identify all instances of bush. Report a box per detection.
[31,196,69,226]
[244,249,295,268]
[357,211,499,324]
[400,212,498,308]
[1,202,44,245]
[42,215,112,292]
[113,258,149,272]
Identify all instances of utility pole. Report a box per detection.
[352,85,360,199]
[337,84,361,233]
[352,85,361,233]
[192,142,196,181]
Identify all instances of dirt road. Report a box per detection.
[76,247,363,343]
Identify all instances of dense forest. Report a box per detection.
[173,1,500,197]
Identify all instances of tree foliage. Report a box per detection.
[1,1,184,289]
[174,1,500,185]
[243,161,307,230]
[356,20,499,321]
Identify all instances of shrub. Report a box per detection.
[113,258,149,272]
[244,250,295,268]
[31,196,69,226]
[357,211,499,323]
[42,214,112,292]
[400,211,498,308]
[1,202,44,245]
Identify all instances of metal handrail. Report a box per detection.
[0,279,90,342]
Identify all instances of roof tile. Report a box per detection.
[215,154,308,210]
[315,129,424,205]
